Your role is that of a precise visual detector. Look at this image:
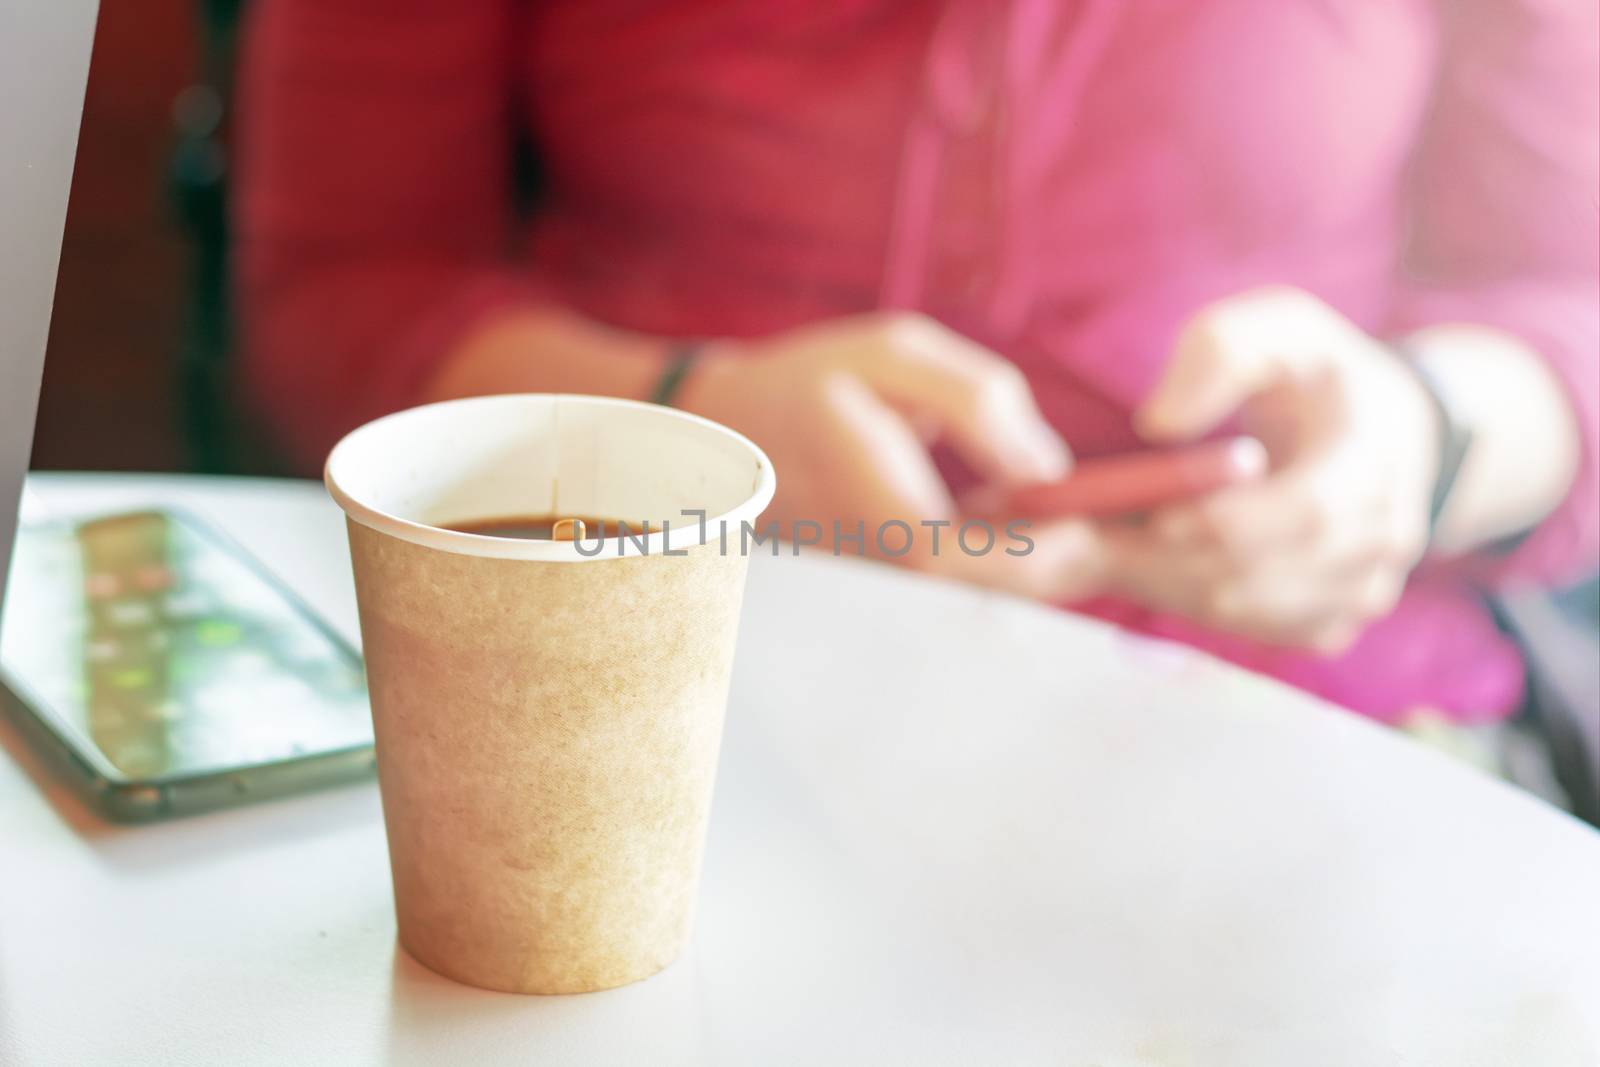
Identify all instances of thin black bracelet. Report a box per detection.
[650,343,702,408]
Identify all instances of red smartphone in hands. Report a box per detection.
[994,435,1268,520]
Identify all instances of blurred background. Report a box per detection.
[32,0,263,476]
[26,1,1600,821]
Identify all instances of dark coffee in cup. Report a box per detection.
[446,516,644,541]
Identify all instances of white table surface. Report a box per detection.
[3,473,1598,1067]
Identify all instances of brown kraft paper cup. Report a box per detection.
[324,394,775,994]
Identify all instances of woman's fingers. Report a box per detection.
[1136,287,1359,442]
[816,371,955,533]
[1154,463,1321,551]
[1107,521,1405,651]
[1138,290,1290,442]
[1202,559,1403,651]
[690,312,1095,592]
[810,375,1110,599]
[1152,450,1379,562]
[1152,423,1428,585]
[855,314,1071,487]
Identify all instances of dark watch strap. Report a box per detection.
[649,343,701,408]
[1398,350,1474,538]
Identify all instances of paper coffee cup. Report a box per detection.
[325,394,775,994]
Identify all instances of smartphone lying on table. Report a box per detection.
[0,509,374,821]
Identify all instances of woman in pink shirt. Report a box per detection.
[237,1,1597,726]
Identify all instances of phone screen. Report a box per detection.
[0,510,371,781]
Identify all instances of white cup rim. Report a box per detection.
[324,394,776,562]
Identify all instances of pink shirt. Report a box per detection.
[237,0,1599,722]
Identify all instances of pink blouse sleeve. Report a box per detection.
[235,0,541,471]
[1388,0,1599,588]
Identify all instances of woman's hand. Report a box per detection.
[1109,287,1441,653]
[680,312,1112,600]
